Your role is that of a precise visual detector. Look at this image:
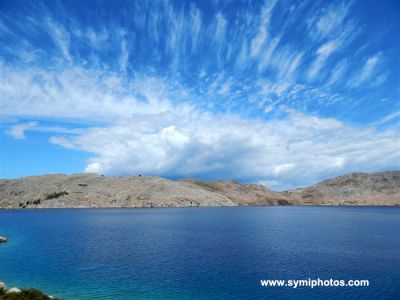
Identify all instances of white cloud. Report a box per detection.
[272,47,303,80]
[0,62,398,188]
[328,59,348,85]
[257,37,281,72]
[218,78,233,95]
[250,0,277,58]
[4,63,395,189]
[306,1,359,82]
[259,80,292,98]
[308,41,338,80]
[361,55,380,78]
[46,19,72,62]
[348,53,381,87]
[0,65,190,122]
[308,1,352,41]
[213,13,227,43]
[374,111,400,126]
[45,95,400,189]
[6,121,38,139]
[119,39,129,73]
[263,105,274,114]
[190,7,202,54]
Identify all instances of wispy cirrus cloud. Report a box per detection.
[305,1,360,81]
[307,0,353,41]
[119,38,129,73]
[373,111,400,127]
[348,53,383,87]
[250,0,277,59]
[46,18,72,62]
[6,121,38,139]
[308,41,338,80]
[327,59,348,85]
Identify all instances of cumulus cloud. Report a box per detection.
[46,95,399,190]
[6,121,38,139]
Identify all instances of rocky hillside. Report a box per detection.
[0,171,399,208]
[180,179,292,205]
[288,171,400,205]
[0,174,236,208]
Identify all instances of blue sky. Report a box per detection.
[0,0,399,189]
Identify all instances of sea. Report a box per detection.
[0,206,399,299]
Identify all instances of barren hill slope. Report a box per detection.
[180,179,292,205]
[0,174,235,208]
[288,171,400,205]
[0,171,399,208]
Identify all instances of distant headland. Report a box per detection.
[0,171,399,208]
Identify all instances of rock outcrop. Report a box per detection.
[0,171,398,208]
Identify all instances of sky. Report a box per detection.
[0,0,399,190]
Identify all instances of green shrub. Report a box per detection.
[0,288,60,300]
[45,191,68,200]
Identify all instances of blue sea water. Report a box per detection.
[0,207,399,300]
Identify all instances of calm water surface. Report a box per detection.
[0,207,399,299]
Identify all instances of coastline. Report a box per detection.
[1,203,400,210]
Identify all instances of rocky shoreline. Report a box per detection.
[0,171,399,208]
[0,281,59,300]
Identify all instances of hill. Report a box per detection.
[0,171,398,208]
[287,171,400,205]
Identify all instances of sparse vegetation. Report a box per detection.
[192,181,222,192]
[45,191,68,200]
[18,199,41,208]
